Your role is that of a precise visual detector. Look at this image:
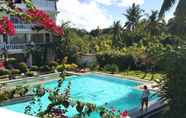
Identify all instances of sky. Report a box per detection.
[56,0,178,31]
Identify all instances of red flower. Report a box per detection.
[112,109,116,112]
[120,111,128,118]
[25,8,64,37]
[0,16,16,36]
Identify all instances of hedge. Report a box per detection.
[96,51,136,70]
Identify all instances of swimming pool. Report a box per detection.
[2,73,159,117]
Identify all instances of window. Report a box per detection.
[10,16,23,24]
[13,0,22,3]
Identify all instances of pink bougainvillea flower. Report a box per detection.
[112,108,116,112]
[120,111,128,118]
[0,16,16,36]
[25,8,64,37]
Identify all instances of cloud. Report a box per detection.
[92,0,144,7]
[56,0,113,31]
[56,0,144,31]
[117,0,144,7]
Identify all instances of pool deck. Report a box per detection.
[0,108,36,118]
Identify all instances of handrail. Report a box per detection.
[0,43,26,50]
[0,43,52,50]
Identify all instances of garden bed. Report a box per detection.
[0,95,33,106]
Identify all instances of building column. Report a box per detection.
[43,33,46,43]
[7,36,10,44]
[0,35,3,43]
[47,33,55,62]
[26,34,32,67]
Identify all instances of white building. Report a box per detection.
[0,0,58,67]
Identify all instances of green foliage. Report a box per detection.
[64,64,78,71]
[157,47,186,118]
[112,21,123,48]
[0,86,29,102]
[95,35,112,52]
[0,69,10,76]
[124,3,144,31]
[56,64,65,72]
[39,65,51,73]
[103,64,119,73]
[18,62,28,73]
[48,61,58,68]
[88,61,99,71]
[97,50,138,70]
[26,71,34,77]
[7,58,17,66]
[30,65,39,71]
[11,69,20,75]
[145,10,165,36]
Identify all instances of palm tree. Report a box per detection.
[160,0,186,37]
[160,0,186,18]
[145,10,165,36]
[123,3,143,31]
[112,21,123,48]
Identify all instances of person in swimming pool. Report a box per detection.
[140,85,150,112]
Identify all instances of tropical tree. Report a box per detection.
[159,0,186,17]
[156,46,186,118]
[112,21,123,48]
[145,10,165,36]
[160,0,186,37]
[123,3,143,31]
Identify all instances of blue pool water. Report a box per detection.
[2,73,159,117]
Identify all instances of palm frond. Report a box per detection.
[159,0,177,17]
[175,0,186,18]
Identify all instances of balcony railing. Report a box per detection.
[0,43,54,50]
[14,24,32,29]
[0,43,26,50]
[15,0,56,11]
[33,0,56,11]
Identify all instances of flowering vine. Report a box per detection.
[0,0,64,37]
[26,9,64,36]
[0,16,16,36]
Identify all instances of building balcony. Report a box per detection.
[0,43,26,54]
[0,43,54,54]
[15,0,57,12]
[14,24,49,33]
[0,43,26,50]
[14,24,32,32]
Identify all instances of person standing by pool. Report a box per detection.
[140,85,150,112]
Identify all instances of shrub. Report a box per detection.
[57,64,65,72]
[0,69,10,76]
[0,86,29,102]
[64,64,78,71]
[7,58,17,66]
[11,69,20,75]
[14,86,29,97]
[30,65,39,71]
[48,61,58,68]
[18,62,28,73]
[0,92,9,102]
[39,65,51,72]
[104,64,119,74]
[88,62,99,71]
[96,51,136,70]
[26,71,34,77]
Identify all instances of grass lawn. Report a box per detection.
[118,70,164,82]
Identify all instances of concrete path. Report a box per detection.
[0,108,36,118]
